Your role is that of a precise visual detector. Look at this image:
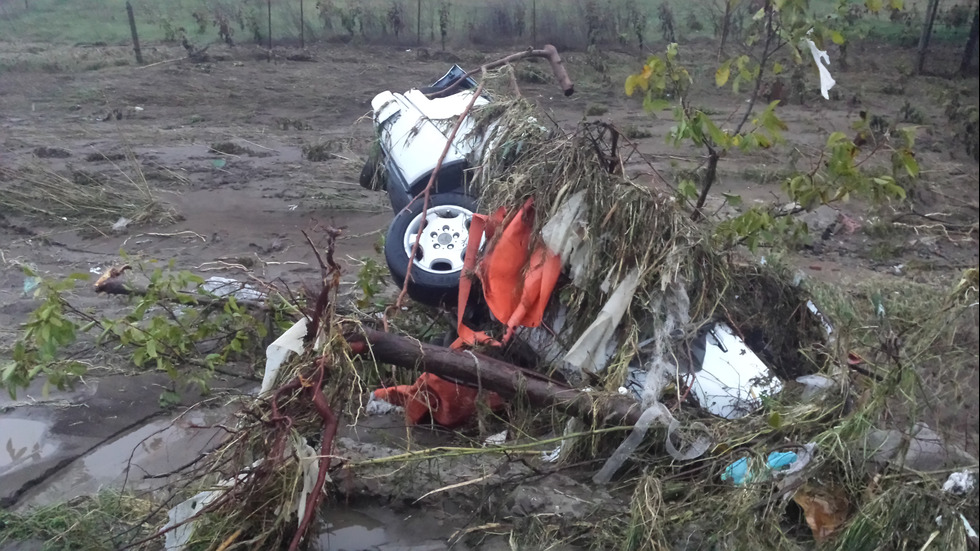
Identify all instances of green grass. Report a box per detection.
[1,0,966,51]
[0,491,163,551]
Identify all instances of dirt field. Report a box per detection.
[1,35,978,549]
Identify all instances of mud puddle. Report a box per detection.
[0,418,59,477]
[12,408,230,510]
[316,503,469,551]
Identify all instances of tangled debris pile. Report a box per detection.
[144,74,977,550]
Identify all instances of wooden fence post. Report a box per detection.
[126,1,144,65]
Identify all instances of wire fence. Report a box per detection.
[124,0,721,51]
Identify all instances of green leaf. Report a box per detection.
[159,390,182,408]
[678,180,699,201]
[768,411,782,428]
[701,116,729,147]
[830,30,845,45]
[888,0,903,10]
[643,97,671,112]
[899,149,919,178]
[827,131,848,146]
[772,62,783,75]
[865,0,883,12]
[716,59,732,87]
[625,74,642,96]
[723,193,743,207]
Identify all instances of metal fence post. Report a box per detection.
[126,1,144,65]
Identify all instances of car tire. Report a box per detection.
[359,148,383,191]
[384,193,479,307]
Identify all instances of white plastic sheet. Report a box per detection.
[541,190,592,286]
[592,402,712,484]
[803,38,836,100]
[293,434,323,527]
[564,269,641,373]
[261,318,309,395]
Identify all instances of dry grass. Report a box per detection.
[0,155,173,228]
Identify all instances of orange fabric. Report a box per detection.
[454,198,561,347]
[373,373,504,428]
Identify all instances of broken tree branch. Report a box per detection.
[347,328,642,426]
[430,44,574,98]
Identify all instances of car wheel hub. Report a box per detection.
[404,204,473,274]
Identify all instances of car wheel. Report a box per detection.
[384,193,478,307]
[359,148,384,191]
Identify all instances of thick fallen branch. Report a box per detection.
[348,328,642,426]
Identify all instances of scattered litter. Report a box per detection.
[564,268,641,374]
[163,488,223,550]
[864,423,978,471]
[288,204,298,211]
[260,318,309,395]
[364,393,403,415]
[211,159,226,169]
[722,445,815,485]
[793,484,850,542]
[22,275,41,295]
[936,513,979,542]
[796,374,837,399]
[541,446,562,463]
[942,470,976,496]
[373,373,504,428]
[593,402,711,484]
[293,435,323,528]
[112,217,131,231]
[483,430,508,447]
[201,276,266,302]
[806,299,834,338]
[802,36,836,100]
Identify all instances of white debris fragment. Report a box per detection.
[261,318,309,395]
[564,269,641,373]
[112,217,131,231]
[163,489,223,550]
[293,435,324,527]
[202,276,266,302]
[541,191,592,286]
[483,430,508,447]
[943,470,976,496]
[802,37,836,100]
[690,323,783,419]
[796,374,837,399]
[541,446,562,463]
[806,299,834,338]
[365,393,404,415]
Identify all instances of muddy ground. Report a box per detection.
[1,38,978,549]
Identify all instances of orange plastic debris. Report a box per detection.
[372,373,504,428]
[455,198,561,347]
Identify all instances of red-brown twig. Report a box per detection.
[288,368,338,551]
